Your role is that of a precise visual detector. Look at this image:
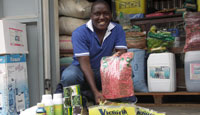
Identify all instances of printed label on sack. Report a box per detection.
[149,66,170,79]
[9,28,24,47]
[190,63,200,80]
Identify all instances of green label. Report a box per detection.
[64,107,72,115]
[45,106,54,115]
[54,104,63,115]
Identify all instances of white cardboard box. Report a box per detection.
[0,20,28,54]
[0,54,29,115]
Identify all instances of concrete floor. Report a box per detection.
[148,106,200,115]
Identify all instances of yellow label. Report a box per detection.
[89,105,136,115]
[54,104,63,115]
[45,106,54,115]
[115,0,146,15]
[198,0,200,12]
[136,106,166,115]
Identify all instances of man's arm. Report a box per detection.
[77,56,104,104]
[115,49,127,56]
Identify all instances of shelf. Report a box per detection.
[130,14,184,32]
[135,91,200,96]
[135,91,200,107]
[170,46,184,54]
[131,13,183,22]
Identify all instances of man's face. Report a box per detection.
[91,3,112,31]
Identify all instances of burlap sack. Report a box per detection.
[59,35,73,50]
[59,17,88,35]
[59,0,92,19]
[126,32,147,49]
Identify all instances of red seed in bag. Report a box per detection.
[100,52,134,99]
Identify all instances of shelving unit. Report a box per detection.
[131,14,200,106]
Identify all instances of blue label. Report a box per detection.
[150,66,170,79]
[0,54,26,63]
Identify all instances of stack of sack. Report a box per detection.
[59,0,92,52]
[124,26,148,92]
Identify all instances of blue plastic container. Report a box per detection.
[185,51,200,92]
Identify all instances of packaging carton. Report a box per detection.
[0,54,29,115]
[0,20,28,54]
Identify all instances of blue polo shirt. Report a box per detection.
[71,20,127,69]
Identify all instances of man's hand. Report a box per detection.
[94,91,105,104]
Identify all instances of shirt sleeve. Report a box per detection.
[115,24,127,49]
[72,30,90,57]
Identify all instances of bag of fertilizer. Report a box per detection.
[100,52,134,99]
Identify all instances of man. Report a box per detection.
[56,0,129,104]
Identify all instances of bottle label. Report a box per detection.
[190,63,200,80]
[149,66,170,79]
[54,104,63,115]
[45,106,54,115]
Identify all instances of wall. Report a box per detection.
[0,0,3,18]
[0,0,44,106]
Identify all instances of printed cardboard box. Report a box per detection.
[0,54,29,115]
[0,20,28,54]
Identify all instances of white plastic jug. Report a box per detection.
[185,51,200,92]
[148,52,176,92]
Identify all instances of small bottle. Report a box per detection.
[36,103,46,115]
[41,94,54,115]
[53,93,63,115]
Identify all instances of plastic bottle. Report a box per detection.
[148,52,176,92]
[36,103,46,115]
[41,94,54,115]
[53,93,63,115]
[185,51,200,92]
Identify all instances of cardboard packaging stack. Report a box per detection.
[0,20,29,115]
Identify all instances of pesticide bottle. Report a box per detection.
[53,93,63,115]
[36,103,46,115]
[41,94,54,115]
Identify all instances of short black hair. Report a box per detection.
[91,0,111,12]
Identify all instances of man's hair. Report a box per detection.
[91,0,111,12]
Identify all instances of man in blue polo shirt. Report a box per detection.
[56,0,131,104]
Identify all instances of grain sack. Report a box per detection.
[184,12,200,52]
[59,17,88,35]
[115,0,146,16]
[100,52,134,99]
[126,31,147,49]
[59,35,73,50]
[59,0,92,19]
